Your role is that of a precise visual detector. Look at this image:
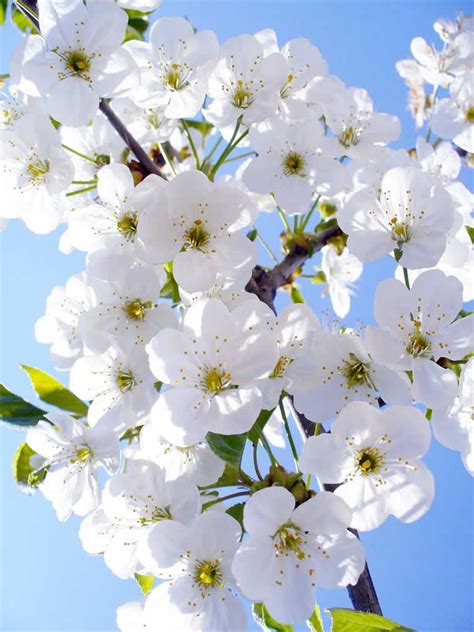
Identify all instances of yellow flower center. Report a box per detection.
[465,106,474,123]
[340,353,372,388]
[66,50,91,76]
[269,356,292,379]
[356,447,384,475]
[117,212,138,241]
[116,370,136,393]
[232,80,254,109]
[26,159,49,182]
[274,524,306,560]
[202,367,232,394]
[282,151,307,176]
[70,445,93,464]
[123,299,154,321]
[194,560,223,587]
[406,320,432,358]
[339,126,360,148]
[183,219,210,250]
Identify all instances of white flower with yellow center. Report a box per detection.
[320,245,363,318]
[26,412,120,522]
[0,113,73,233]
[19,0,137,126]
[366,270,474,409]
[294,330,412,423]
[300,401,435,531]
[126,16,218,118]
[231,486,365,624]
[146,298,279,445]
[338,166,455,269]
[430,70,474,153]
[136,170,257,293]
[79,460,200,579]
[139,512,246,631]
[204,33,287,128]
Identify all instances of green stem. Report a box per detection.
[158,142,176,175]
[204,490,250,508]
[253,441,263,481]
[300,195,320,232]
[306,422,322,488]
[256,232,279,264]
[280,398,299,470]
[210,118,249,178]
[205,136,223,164]
[72,179,98,185]
[181,119,200,169]
[253,424,278,466]
[222,150,256,165]
[66,184,97,197]
[403,267,411,290]
[277,206,291,231]
[61,144,97,164]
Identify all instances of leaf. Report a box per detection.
[0,383,46,427]
[253,603,294,631]
[311,271,327,285]
[182,118,214,136]
[328,609,414,632]
[12,442,36,485]
[466,225,474,244]
[128,16,149,34]
[124,25,144,42]
[160,262,181,303]
[206,432,246,468]
[307,606,324,632]
[21,365,88,417]
[248,408,275,444]
[290,286,305,304]
[11,7,38,33]
[202,463,241,489]
[0,0,7,26]
[226,502,244,529]
[134,573,154,595]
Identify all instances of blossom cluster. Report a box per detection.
[1,2,473,630]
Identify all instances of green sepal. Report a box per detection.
[290,286,305,304]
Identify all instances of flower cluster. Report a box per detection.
[1,3,473,631]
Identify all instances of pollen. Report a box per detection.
[340,353,371,388]
[282,151,306,176]
[183,220,210,250]
[202,367,232,394]
[194,559,223,588]
[117,212,138,241]
[123,299,154,321]
[116,370,136,393]
[355,446,384,475]
[269,355,292,379]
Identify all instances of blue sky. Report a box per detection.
[1,1,473,631]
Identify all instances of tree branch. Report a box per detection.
[245,224,342,311]
[15,1,166,180]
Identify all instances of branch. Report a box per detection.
[245,223,342,311]
[15,1,166,180]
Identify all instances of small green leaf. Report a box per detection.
[307,605,324,632]
[160,262,181,303]
[128,16,149,33]
[248,408,275,444]
[202,463,240,489]
[12,442,36,485]
[0,0,8,26]
[253,603,294,631]
[0,383,46,427]
[290,286,305,304]
[124,25,144,42]
[226,502,244,529]
[134,573,154,595]
[12,7,38,33]
[182,118,214,136]
[328,609,414,632]
[311,271,327,285]
[206,432,246,468]
[21,365,88,417]
[465,225,474,244]
[247,228,258,242]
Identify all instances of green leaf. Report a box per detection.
[160,262,181,303]
[0,0,8,26]
[311,271,327,285]
[206,432,246,468]
[248,408,275,444]
[21,365,88,417]
[128,16,149,33]
[226,502,244,529]
[253,603,294,631]
[124,25,144,42]
[11,7,38,33]
[202,463,241,489]
[12,442,36,485]
[328,609,414,632]
[290,286,305,304]
[182,118,214,136]
[307,606,324,632]
[0,383,46,427]
[466,225,474,244]
[247,228,258,242]
[134,573,154,595]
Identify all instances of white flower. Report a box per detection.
[320,245,363,318]
[146,298,279,445]
[415,137,461,184]
[111,97,178,147]
[0,113,73,233]
[301,402,434,531]
[307,80,400,159]
[116,600,146,632]
[257,303,322,410]
[136,170,256,293]
[127,17,218,117]
[204,34,286,128]
[430,71,474,153]
[67,164,164,254]
[99,0,161,11]
[432,358,474,476]
[242,117,341,215]
[79,258,173,353]
[139,512,246,632]
[20,0,137,126]
[338,166,455,269]
[69,344,157,430]
[232,486,365,624]
[365,270,474,409]
[26,412,120,521]
[79,460,200,579]
[35,272,96,370]
[294,330,412,422]
[139,421,225,487]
